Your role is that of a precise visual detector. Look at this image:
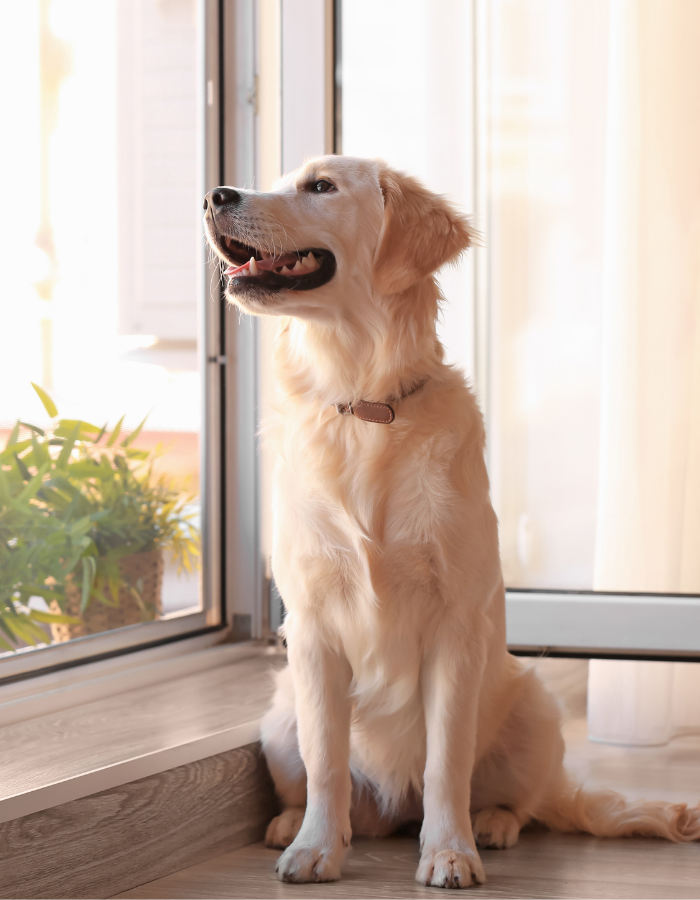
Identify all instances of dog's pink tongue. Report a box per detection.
[224,253,298,276]
[224,261,250,276]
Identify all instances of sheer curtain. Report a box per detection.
[589,0,700,744]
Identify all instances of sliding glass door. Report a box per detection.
[338,0,700,658]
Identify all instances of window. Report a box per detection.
[0,0,230,677]
[337,0,700,657]
[482,0,700,596]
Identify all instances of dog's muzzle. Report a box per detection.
[203,187,337,294]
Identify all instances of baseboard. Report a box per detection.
[1,743,278,900]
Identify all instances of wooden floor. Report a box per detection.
[115,683,700,899]
[115,830,700,900]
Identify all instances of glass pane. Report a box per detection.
[0,0,204,656]
[484,0,700,595]
[340,0,475,374]
[341,0,700,599]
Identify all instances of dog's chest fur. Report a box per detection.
[273,403,457,562]
[270,387,484,677]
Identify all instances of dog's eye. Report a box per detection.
[311,179,335,194]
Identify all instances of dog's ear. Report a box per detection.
[373,165,475,295]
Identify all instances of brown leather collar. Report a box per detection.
[335,378,428,424]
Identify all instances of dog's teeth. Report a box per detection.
[249,257,258,275]
[293,259,303,272]
[301,254,314,270]
[281,265,292,274]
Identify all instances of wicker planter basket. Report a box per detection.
[50,549,164,642]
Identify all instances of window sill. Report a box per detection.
[0,611,218,683]
[0,642,283,825]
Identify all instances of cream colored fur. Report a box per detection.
[205,156,700,888]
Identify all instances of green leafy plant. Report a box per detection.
[0,475,83,651]
[0,384,200,652]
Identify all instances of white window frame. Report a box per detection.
[0,0,268,690]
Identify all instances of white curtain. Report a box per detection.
[590,0,700,744]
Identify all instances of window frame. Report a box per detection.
[222,0,264,643]
[0,0,265,687]
[8,0,697,688]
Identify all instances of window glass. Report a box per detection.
[0,0,204,656]
[484,0,700,595]
[340,0,475,375]
[341,0,700,597]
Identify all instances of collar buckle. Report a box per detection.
[334,377,428,424]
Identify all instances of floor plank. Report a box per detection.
[113,832,700,900]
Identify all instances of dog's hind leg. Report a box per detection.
[471,806,524,849]
[261,665,307,849]
[470,663,565,849]
[473,661,700,846]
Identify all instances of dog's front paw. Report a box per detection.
[275,835,348,883]
[265,808,305,849]
[416,847,485,889]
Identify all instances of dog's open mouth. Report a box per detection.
[218,235,336,293]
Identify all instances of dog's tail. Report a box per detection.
[537,775,700,842]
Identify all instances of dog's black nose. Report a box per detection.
[209,187,241,208]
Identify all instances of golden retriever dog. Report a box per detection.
[203,156,700,888]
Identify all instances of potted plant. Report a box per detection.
[0,384,200,650]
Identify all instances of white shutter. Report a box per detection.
[116,0,199,340]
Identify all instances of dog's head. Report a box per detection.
[203,156,473,322]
